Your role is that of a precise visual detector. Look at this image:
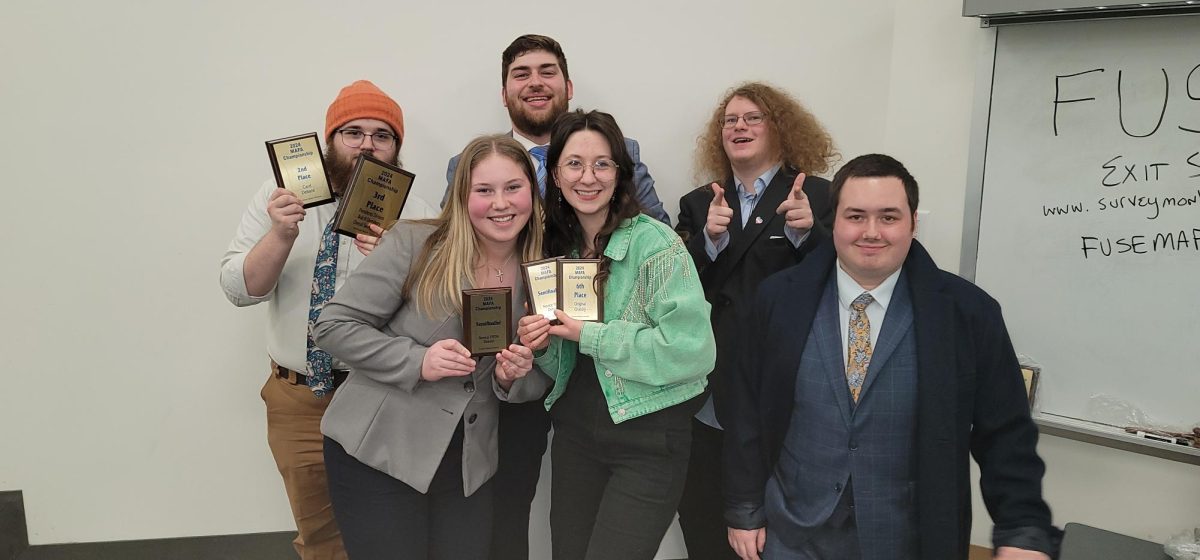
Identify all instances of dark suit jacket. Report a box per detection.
[723,239,1058,558]
[675,167,832,423]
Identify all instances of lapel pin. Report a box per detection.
[755,216,763,225]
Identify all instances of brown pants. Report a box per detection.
[261,367,348,560]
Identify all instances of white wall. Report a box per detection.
[1,0,1195,553]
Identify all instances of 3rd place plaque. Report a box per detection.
[333,154,415,238]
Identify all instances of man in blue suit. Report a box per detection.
[441,34,670,225]
[723,154,1058,559]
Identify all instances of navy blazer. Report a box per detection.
[675,167,832,424]
[723,239,1058,558]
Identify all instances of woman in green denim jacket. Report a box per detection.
[518,109,716,560]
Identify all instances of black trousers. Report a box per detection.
[548,358,699,560]
[324,429,492,560]
[678,418,740,560]
[489,398,552,560]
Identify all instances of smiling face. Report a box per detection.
[721,96,779,173]
[553,129,615,222]
[326,118,399,194]
[833,175,916,290]
[466,153,535,251]
[502,49,573,140]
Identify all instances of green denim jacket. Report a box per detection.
[536,215,716,423]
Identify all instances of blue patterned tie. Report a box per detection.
[529,145,548,195]
[846,292,875,403]
[305,219,340,397]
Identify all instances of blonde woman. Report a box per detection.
[314,135,549,559]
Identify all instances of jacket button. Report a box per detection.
[849,441,858,451]
[834,483,843,492]
[464,381,475,393]
[617,408,626,416]
[468,413,478,424]
[604,370,613,378]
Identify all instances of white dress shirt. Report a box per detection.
[835,263,902,369]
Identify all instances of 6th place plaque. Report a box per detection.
[557,259,603,322]
[521,257,560,323]
[333,154,415,238]
[266,133,335,208]
[462,288,513,357]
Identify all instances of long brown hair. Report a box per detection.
[543,109,641,295]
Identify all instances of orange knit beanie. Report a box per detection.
[325,80,405,142]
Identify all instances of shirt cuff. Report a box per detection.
[993,525,1057,556]
[705,231,730,260]
[724,501,767,530]
[784,226,811,248]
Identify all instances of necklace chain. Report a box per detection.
[485,252,516,284]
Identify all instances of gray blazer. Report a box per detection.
[314,222,550,496]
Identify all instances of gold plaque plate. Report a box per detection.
[333,154,415,238]
[266,132,335,208]
[462,287,513,357]
[557,259,603,322]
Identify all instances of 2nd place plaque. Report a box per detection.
[266,133,335,208]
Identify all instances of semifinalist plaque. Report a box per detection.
[557,259,603,322]
[521,257,560,324]
[332,154,415,238]
[462,288,513,357]
[266,133,335,208]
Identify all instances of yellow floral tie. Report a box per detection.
[846,292,875,403]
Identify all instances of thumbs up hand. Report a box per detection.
[705,183,734,242]
[775,173,813,234]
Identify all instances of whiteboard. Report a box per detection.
[973,16,1200,428]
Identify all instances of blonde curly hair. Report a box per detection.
[695,82,838,182]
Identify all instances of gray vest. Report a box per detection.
[765,274,919,559]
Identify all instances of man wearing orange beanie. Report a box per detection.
[220,80,434,560]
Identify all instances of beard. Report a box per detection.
[324,146,401,197]
[507,93,569,138]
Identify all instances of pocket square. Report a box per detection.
[769,235,785,240]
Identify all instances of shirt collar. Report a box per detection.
[734,162,783,198]
[835,261,902,313]
[602,218,638,262]
[511,130,541,152]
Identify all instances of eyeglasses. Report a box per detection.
[557,158,619,182]
[336,128,397,149]
[720,111,766,129]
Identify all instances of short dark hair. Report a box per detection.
[829,153,919,214]
[501,34,570,84]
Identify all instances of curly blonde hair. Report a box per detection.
[695,82,838,182]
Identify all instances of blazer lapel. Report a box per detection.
[859,272,914,401]
[812,276,853,426]
[721,170,792,265]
